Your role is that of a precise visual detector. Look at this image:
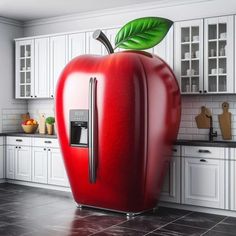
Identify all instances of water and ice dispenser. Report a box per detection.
[70,110,88,147]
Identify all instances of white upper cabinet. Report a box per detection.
[50,35,68,98]
[86,31,106,55]
[204,16,234,94]
[34,37,50,98]
[154,26,174,68]
[68,32,86,61]
[174,19,204,94]
[15,40,35,99]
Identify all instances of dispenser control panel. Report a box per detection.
[70,109,88,147]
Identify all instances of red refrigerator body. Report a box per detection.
[55,51,181,214]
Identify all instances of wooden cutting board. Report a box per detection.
[218,102,232,140]
[38,113,46,134]
[195,106,211,129]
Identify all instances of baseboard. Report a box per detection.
[159,201,236,217]
[0,179,6,184]
[6,179,71,192]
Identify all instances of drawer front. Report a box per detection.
[32,138,59,148]
[182,146,224,159]
[6,136,31,146]
[172,145,181,157]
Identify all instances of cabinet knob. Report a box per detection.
[51,95,54,98]
[15,146,18,149]
[19,146,21,149]
[204,90,207,93]
[43,148,46,151]
[30,95,33,98]
[199,90,202,94]
[172,148,177,152]
[35,95,37,98]
[48,149,51,151]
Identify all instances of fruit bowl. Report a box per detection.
[21,124,38,134]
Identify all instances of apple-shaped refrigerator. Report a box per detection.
[55,51,181,215]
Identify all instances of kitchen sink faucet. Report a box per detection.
[206,114,217,142]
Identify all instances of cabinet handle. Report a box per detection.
[16,139,22,142]
[200,159,207,162]
[198,149,211,153]
[172,148,177,152]
[44,141,52,144]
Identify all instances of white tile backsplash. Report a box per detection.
[178,95,236,140]
[2,106,28,132]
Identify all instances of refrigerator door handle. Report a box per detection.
[89,77,97,183]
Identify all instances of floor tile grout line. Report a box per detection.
[88,217,131,235]
[142,211,194,235]
[200,215,228,236]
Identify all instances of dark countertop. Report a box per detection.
[2,132,57,139]
[176,139,236,147]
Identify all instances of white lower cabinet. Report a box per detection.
[6,145,15,179]
[0,137,4,179]
[48,148,68,187]
[6,144,31,181]
[182,156,225,209]
[229,148,236,211]
[160,146,181,203]
[15,146,31,181]
[32,147,48,184]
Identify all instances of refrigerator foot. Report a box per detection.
[126,213,135,218]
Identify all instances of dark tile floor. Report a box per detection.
[0,183,234,235]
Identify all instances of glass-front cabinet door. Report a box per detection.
[174,20,204,94]
[15,40,34,98]
[204,16,234,93]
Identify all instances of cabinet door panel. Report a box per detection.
[48,148,68,186]
[15,40,34,98]
[154,26,173,68]
[35,37,50,98]
[174,20,203,94]
[182,157,224,209]
[160,156,181,203]
[32,147,47,184]
[86,31,106,55]
[50,35,68,98]
[6,146,15,179]
[0,146,3,179]
[68,33,86,60]
[204,16,234,93]
[15,146,31,181]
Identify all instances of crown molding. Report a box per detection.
[0,16,23,27]
[23,0,214,27]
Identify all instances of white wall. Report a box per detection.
[0,19,27,132]
[23,0,236,36]
[23,0,236,140]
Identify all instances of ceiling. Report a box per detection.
[0,0,210,22]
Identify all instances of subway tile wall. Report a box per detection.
[2,106,28,132]
[179,95,236,141]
